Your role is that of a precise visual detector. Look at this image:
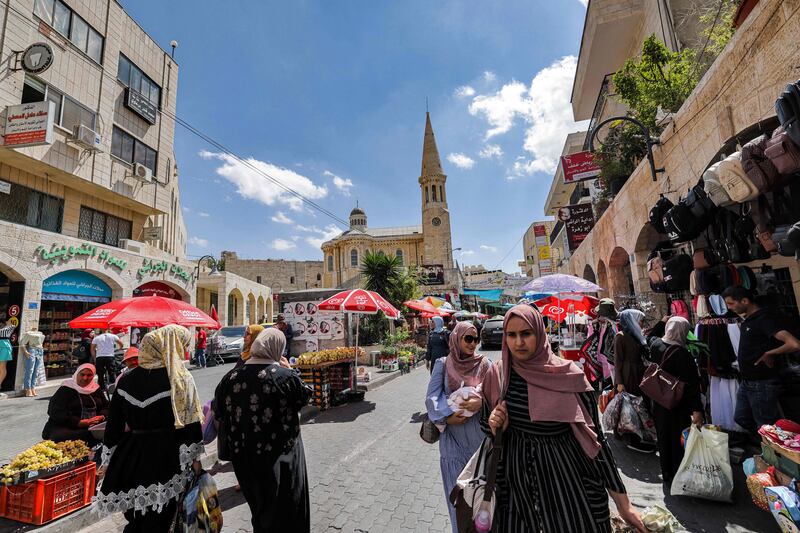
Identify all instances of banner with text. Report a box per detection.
[559,204,595,251]
[561,151,600,184]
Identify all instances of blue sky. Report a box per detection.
[121,0,589,273]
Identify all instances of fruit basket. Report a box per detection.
[1,441,92,486]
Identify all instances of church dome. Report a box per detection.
[350,206,366,216]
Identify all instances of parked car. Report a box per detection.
[210,325,247,360]
[480,317,504,349]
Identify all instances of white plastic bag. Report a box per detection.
[670,426,733,502]
[447,386,481,417]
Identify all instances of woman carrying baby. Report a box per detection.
[425,320,492,533]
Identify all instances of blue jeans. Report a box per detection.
[195,348,206,368]
[24,348,43,389]
[735,378,783,434]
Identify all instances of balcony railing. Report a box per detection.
[583,74,613,151]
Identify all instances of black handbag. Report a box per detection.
[420,413,440,444]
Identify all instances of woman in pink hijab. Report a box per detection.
[483,304,645,532]
[425,320,491,533]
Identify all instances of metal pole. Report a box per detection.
[587,116,665,182]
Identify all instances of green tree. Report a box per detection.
[359,251,420,308]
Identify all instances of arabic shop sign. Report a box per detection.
[560,151,600,184]
[137,258,192,282]
[4,101,55,148]
[35,243,128,271]
[558,204,596,252]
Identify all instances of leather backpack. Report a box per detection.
[717,152,759,203]
[649,195,674,234]
[741,134,781,193]
[670,299,690,320]
[662,253,693,292]
[775,81,800,147]
[765,126,800,175]
[703,160,734,206]
[663,185,716,242]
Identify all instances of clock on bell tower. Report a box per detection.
[419,112,454,270]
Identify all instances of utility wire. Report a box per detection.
[0,0,352,229]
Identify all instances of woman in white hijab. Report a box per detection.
[42,363,108,444]
[647,316,704,487]
[214,328,312,532]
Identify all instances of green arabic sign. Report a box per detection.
[35,243,128,271]
[137,258,192,282]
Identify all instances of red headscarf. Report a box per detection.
[482,304,601,459]
[445,321,490,393]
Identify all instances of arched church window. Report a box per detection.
[327,255,333,271]
[350,249,358,267]
[425,187,429,203]
[432,185,437,202]
[396,249,404,265]
[440,185,444,202]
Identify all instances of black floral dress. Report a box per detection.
[214,362,312,533]
[481,369,627,532]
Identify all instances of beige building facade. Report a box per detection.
[321,113,461,294]
[565,0,800,310]
[220,252,323,293]
[519,220,557,278]
[195,269,272,327]
[0,0,197,392]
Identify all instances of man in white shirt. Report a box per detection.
[91,329,122,391]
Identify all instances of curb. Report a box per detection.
[364,360,425,391]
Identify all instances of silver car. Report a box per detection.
[210,326,247,359]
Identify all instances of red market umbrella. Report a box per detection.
[318,289,400,319]
[403,299,450,316]
[69,296,221,329]
[317,289,400,390]
[534,294,598,323]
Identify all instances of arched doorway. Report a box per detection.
[0,263,25,392]
[257,296,265,323]
[134,281,185,300]
[582,264,596,284]
[596,260,608,291]
[227,289,244,326]
[247,293,256,324]
[608,247,635,300]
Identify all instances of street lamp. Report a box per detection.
[194,255,222,280]
[588,116,665,182]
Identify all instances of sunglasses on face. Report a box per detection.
[463,335,480,344]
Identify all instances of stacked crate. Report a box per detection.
[296,360,354,411]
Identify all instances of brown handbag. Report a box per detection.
[765,126,800,175]
[639,345,685,409]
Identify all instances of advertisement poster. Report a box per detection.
[420,264,444,285]
[558,203,595,251]
[283,301,345,342]
[4,101,55,148]
[560,151,600,184]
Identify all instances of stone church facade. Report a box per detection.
[321,113,461,294]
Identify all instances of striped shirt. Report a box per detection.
[0,325,16,339]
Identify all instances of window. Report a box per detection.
[117,54,161,108]
[316,273,321,281]
[396,249,404,265]
[440,185,444,202]
[327,255,333,271]
[350,249,358,267]
[34,0,103,63]
[256,276,262,284]
[111,126,157,175]
[0,182,63,232]
[290,276,295,285]
[432,185,437,202]
[78,207,132,247]
[425,187,429,203]
[21,75,96,131]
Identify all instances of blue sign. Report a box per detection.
[28,302,38,309]
[42,270,111,302]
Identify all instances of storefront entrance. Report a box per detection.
[133,281,183,300]
[40,270,111,379]
[0,270,24,391]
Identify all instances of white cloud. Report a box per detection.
[303,224,343,249]
[324,170,354,196]
[478,144,503,159]
[505,175,522,181]
[271,211,293,224]
[182,206,191,213]
[577,0,588,6]
[200,150,328,211]
[480,244,498,252]
[198,211,210,218]
[271,238,297,251]
[460,249,476,256]
[466,56,588,175]
[447,152,476,169]
[483,71,497,83]
[454,85,476,98]
[188,237,209,248]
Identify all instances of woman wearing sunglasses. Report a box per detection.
[425,321,491,533]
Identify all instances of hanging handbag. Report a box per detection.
[765,126,800,175]
[451,428,504,533]
[639,345,686,409]
[775,81,800,147]
[419,412,441,444]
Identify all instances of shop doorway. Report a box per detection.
[0,270,25,392]
[40,270,111,379]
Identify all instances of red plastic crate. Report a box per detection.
[0,462,96,525]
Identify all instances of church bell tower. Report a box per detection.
[419,112,454,270]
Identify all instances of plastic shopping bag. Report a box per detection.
[602,392,624,432]
[599,388,615,414]
[617,393,645,439]
[671,426,733,502]
[629,394,657,443]
[179,471,223,532]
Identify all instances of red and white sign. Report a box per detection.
[4,101,55,148]
[133,281,182,300]
[561,151,600,184]
[8,305,20,317]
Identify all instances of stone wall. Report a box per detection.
[221,251,324,293]
[567,0,800,309]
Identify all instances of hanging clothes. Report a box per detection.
[596,318,618,381]
[709,376,747,433]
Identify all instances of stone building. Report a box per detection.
[321,112,461,295]
[519,220,557,278]
[220,251,324,293]
[0,0,203,392]
[463,265,505,286]
[564,0,800,311]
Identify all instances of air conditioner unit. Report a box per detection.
[132,163,153,183]
[117,239,146,254]
[70,125,101,151]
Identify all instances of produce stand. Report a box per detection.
[295,358,355,411]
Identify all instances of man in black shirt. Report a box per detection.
[723,286,800,434]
